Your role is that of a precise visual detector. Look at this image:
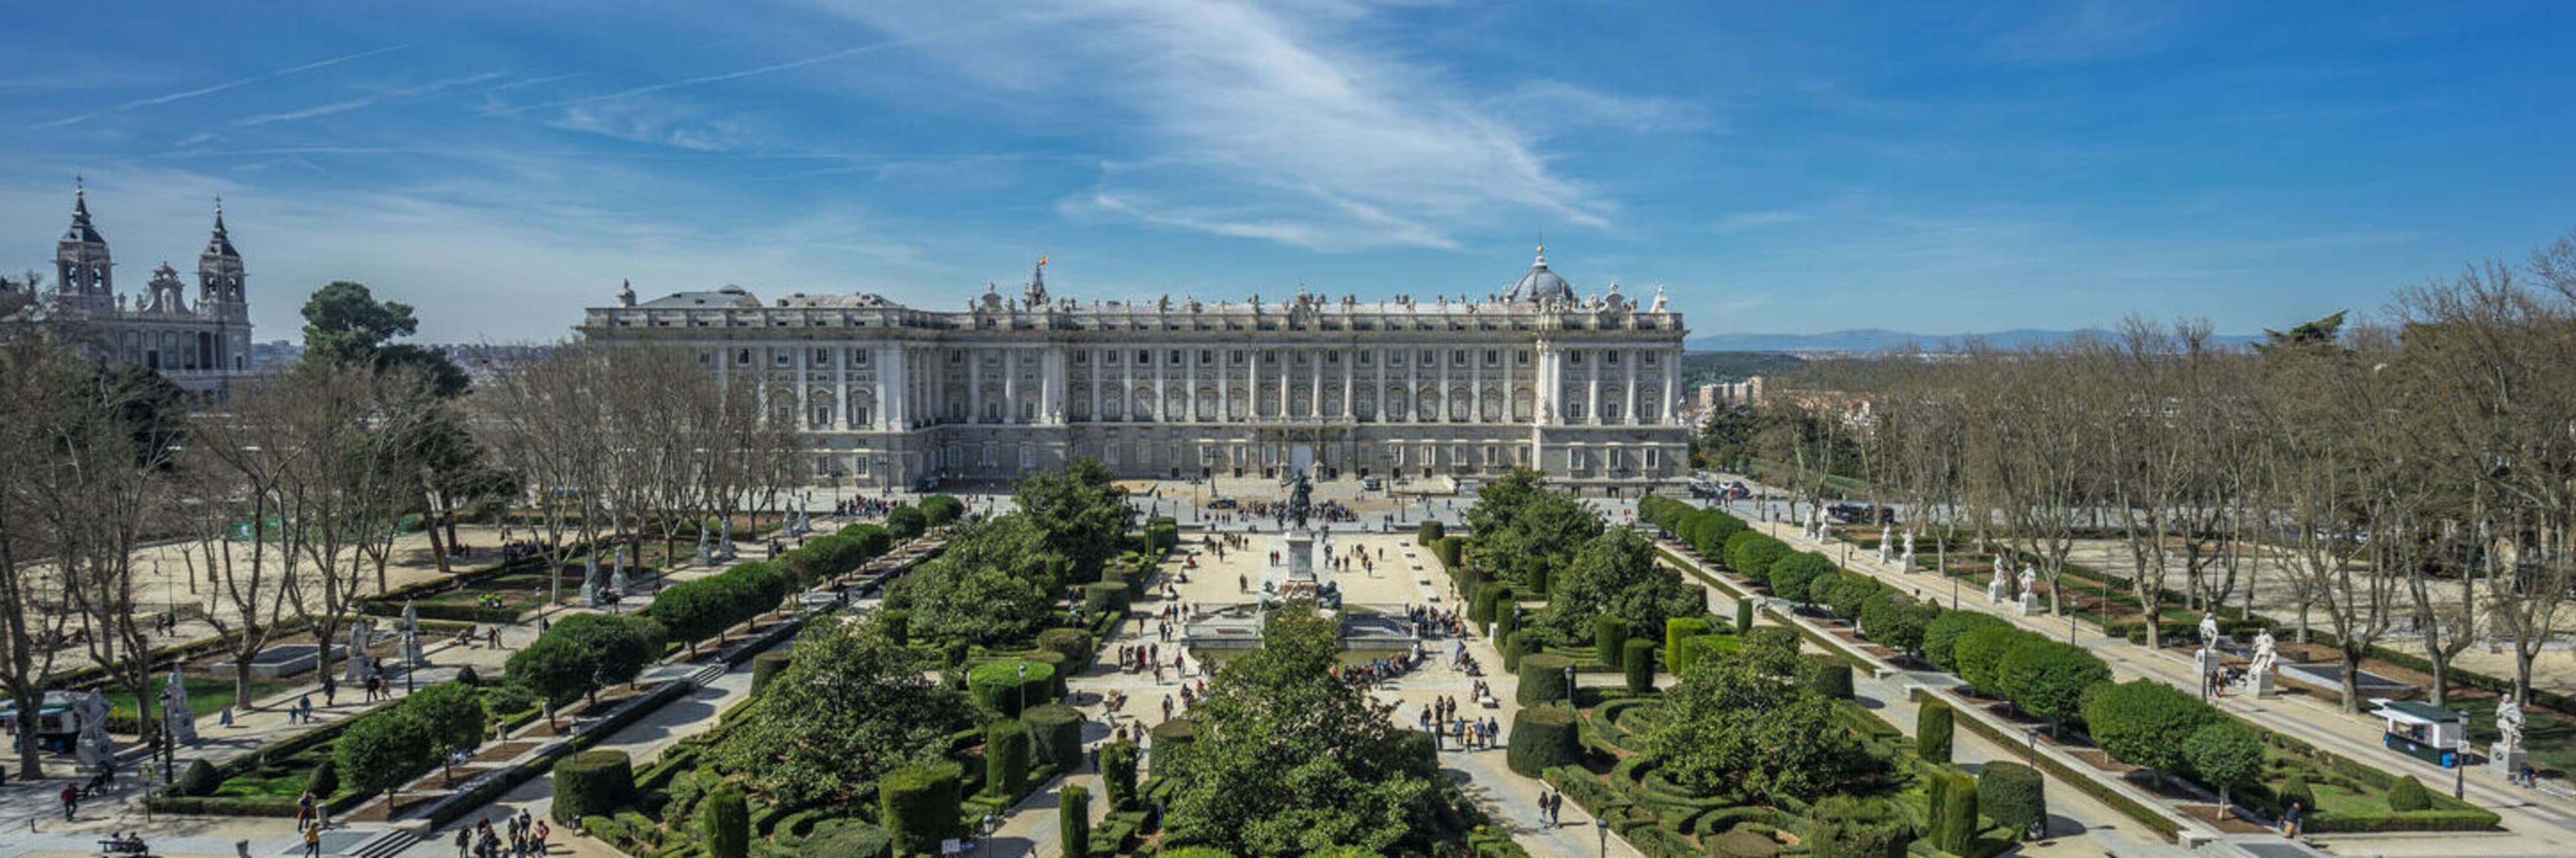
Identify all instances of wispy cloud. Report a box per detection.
[1712,209,1807,233]
[230,72,504,127]
[34,46,408,128]
[486,72,588,92]
[810,0,1648,252]
[545,97,757,151]
[1988,0,2170,65]
[1493,81,1705,136]
[485,30,951,117]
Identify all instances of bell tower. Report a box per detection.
[55,178,113,314]
[197,197,248,323]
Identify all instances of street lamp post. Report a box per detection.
[1564,665,1576,706]
[2024,725,2039,768]
[1017,663,1029,714]
[1595,816,1609,857]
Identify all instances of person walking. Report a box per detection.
[303,822,323,858]
[60,783,78,820]
[2282,800,2303,837]
[455,827,471,858]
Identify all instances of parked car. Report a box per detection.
[1828,502,1896,525]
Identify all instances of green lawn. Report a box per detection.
[214,745,336,799]
[102,677,287,719]
[2308,782,2385,816]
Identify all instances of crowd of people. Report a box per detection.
[1419,696,1501,750]
[460,808,549,858]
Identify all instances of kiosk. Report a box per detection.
[2370,699,2468,768]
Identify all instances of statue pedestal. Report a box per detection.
[2491,746,2527,778]
[2244,669,2275,698]
[2017,593,2040,615]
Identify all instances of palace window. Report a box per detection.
[1138,350,1153,364]
[1606,350,1620,366]
[1452,350,1467,364]
[1642,352,1657,365]
[1200,349,1215,365]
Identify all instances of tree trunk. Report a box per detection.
[2341,647,2365,713]
[425,515,452,575]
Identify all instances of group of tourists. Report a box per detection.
[1115,643,1191,682]
[1421,697,1499,749]
[1405,604,1465,638]
[1330,651,1417,687]
[456,808,547,858]
[832,496,899,518]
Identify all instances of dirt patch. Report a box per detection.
[473,741,543,763]
[2064,748,2138,773]
[2175,805,2274,833]
[346,792,442,822]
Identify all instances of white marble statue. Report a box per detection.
[2498,692,2527,753]
[580,571,600,607]
[1987,565,2009,604]
[2247,628,2278,677]
[162,663,198,745]
[2017,565,2037,597]
[402,599,419,635]
[610,555,630,597]
[75,691,113,768]
[696,525,712,568]
[1900,531,1917,569]
[344,620,374,682]
[1877,527,1893,564]
[2199,612,2221,647]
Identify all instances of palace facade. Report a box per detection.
[5,185,255,397]
[579,250,1688,490]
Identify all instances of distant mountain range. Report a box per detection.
[1686,328,2265,354]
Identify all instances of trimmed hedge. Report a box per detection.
[1622,639,1657,693]
[1978,761,2045,840]
[1035,628,1093,669]
[879,763,963,855]
[1994,639,2108,725]
[751,651,793,692]
[1952,625,2040,698]
[1734,598,1754,634]
[1768,552,1838,602]
[985,720,1033,799]
[1495,606,1520,649]
[702,782,750,858]
[1060,785,1093,858]
[1928,767,1978,855]
[968,659,1057,717]
[1723,531,1791,584]
[1101,740,1140,809]
[1921,610,2008,673]
[1081,582,1130,614]
[1419,521,1446,545]
[919,494,965,526]
[2387,775,2432,812]
[1022,703,1085,772]
[1148,718,1197,771]
[1507,706,1582,776]
[553,750,637,824]
[1436,535,1464,570]
[1518,654,1576,706]
[1472,584,1509,625]
[1664,616,1712,657]
[1917,698,1953,764]
[2082,680,2216,777]
[1593,616,1629,667]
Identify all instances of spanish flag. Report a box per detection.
[1038,254,1048,266]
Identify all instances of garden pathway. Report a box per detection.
[1724,513,2576,852]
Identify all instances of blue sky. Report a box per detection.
[5,1,2571,343]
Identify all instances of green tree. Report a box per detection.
[1161,603,1442,855]
[712,613,972,806]
[1012,459,1134,581]
[2182,722,2265,818]
[887,519,1056,645]
[1644,641,1867,803]
[1535,529,1701,645]
[1470,475,1604,594]
[299,280,467,396]
[547,612,665,706]
[2082,680,2217,784]
[336,707,436,796]
[506,634,595,725]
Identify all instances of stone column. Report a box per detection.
[1407,350,1419,423]
[795,346,810,429]
[1340,347,1353,419]
[1438,350,1451,423]
[1122,347,1136,422]
[998,347,1016,424]
[1219,348,1231,421]
[969,348,983,423]
[837,346,852,429]
[1187,345,1199,421]
[1471,346,1483,423]
[1375,348,1388,422]
[1308,349,1321,420]
[1089,348,1103,422]
[1624,349,1638,426]
[1587,347,1602,426]
[1157,347,1170,421]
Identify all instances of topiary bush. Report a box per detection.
[1921,610,2008,672]
[1952,625,2038,698]
[1807,794,1909,858]
[985,719,1034,799]
[1471,584,1509,625]
[1929,767,1978,855]
[1826,575,1882,621]
[176,758,220,796]
[1502,630,1528,673]
[1518,654,1576,706]
[1148,718,1197,772]
[1723,531,1790,584]
[1060,785,1092,858]
[1735,598,1754,634]
[1080,582,1129,614]
[1100,740,1140,809]
[967,660,1055,717]
[1994,639,2109,725]
[1664,616,1712,656]
[878,762,962,855]
[919,494,965,527]
[1768,551,1837,602]
[336,706,435,797]
[1435,535,1464,570]
[1708,829,1780,858]
[2082,680,2217,778]
[1978,761,2045,841]
[305,757,339,799]
[1035,628,1093,670]
[1418,521,1445,545]
[2277,773,2314,813]
[1622,639,1657,693]
[1917,699,1953,764]
[1021,703,1085,772]
[1593,616,1628,667]
[553,750,637,824]
[1506,706,1581,776]
[1800,654,1854,700]
[1495,607,1519,650]
[2387,775,2432,812]
[702,782,750,858]
[885,504,928,541]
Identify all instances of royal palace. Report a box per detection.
[580,249,1688,490]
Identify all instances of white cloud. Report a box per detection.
[802,0,1639,252]
[1988,0,2170,65]
[544,98,759,151]
[34,46,409,129]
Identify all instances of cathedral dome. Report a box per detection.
[1504,246,1574,303]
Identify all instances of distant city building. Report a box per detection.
[581,248,1690,490]
[1697,376,1764,409]
[5,182,255,398]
